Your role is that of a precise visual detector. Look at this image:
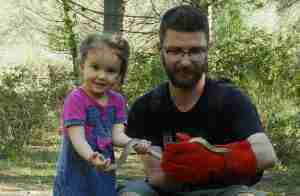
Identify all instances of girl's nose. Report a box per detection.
[96,70,106,79]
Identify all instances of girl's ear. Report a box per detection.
[80,63,85,71]
[116,74,122,84]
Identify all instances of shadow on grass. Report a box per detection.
[0,145,58,191]
[0,174,54,190]
[2,145,300,196]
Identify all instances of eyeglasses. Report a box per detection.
[163,47,207,61]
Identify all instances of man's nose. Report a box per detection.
[180,53,192,65]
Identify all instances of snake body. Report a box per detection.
[104,139,161,171]
[189,137,230,154]
[104,137,228,171]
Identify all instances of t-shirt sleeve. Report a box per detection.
[126,98,147,139]
[63,92,86,128]
[224,89,264,140]
[114,95,127,124]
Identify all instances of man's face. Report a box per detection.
[161,29,208,89]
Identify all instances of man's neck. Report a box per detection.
[169,74,206,112]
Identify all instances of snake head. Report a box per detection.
[176,132,192,142]
[189,137,230,155]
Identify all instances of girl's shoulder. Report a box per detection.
[107,90,126,105]
[64,87,91,105]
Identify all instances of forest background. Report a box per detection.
[0,0,299,195]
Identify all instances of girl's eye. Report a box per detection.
[90,64,99,70]
[106,68,118,74]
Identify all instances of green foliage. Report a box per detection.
[123,52,166,104]
[209,0,300,164]
[0,67,48,156]
[0,66,73,157]
[48,25,70,52]
[210,29,299,92]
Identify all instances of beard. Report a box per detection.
[162,55,207,89]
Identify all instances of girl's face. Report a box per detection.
[80,44,122,99]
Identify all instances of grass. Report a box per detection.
[0,140,300,196]
[0,143,145,193]
[0,146,57,191]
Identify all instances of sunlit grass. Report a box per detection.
[0,137,299,195]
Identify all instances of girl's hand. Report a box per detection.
[88,152,111,171]
[133,139,152,154]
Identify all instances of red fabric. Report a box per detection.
[217,140,257,184]
[161,133,257,185]
[175,132,191,142]
[161,138,226,184]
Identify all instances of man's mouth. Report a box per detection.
[177,70,193,78]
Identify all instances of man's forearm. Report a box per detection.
[247,133,278,170]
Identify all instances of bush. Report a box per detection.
[0,65,73,157]
[209,26,300,164]
[123,52,166,105]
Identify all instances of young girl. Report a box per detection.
[53,33,150,196]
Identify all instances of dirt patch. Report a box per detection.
[0,191,51,196]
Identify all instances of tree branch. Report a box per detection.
[67,0,158,20]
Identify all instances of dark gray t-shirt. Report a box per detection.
[126,78,263,147]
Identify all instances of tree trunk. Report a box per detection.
[61,0,79,85]
[104,0,124,34]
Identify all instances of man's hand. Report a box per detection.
[161,132,258,185]
[161,139,226,184]
[133,139,152,154]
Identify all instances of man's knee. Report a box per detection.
[119,192,141,196]
[238,193,256,196]
[118,180,158,196]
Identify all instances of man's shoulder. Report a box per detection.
[131,83,168,111]
[207,78,247,99]
[204,78,255,115]
[208,78,236,91]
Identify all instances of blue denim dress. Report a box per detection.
[53,106,118,196]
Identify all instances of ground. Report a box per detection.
[0,145,299,196]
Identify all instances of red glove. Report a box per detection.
[161,133,226,184]
[161,133,257,185]
[217,141,257,184]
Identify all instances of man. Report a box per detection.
[119,5,277,196]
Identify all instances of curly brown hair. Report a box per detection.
[79,33,130,85]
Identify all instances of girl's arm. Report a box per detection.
[112,123,151,154]
[112,123,132,147]
[68,126,95,160]
[68,126,110,169]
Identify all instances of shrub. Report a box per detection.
[0,65,73,157]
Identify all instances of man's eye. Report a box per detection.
[166,48,181,55]
[190,47,206,54]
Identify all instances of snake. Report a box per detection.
[103,139,161,171]
[189,137,230,154]
[102,137,229,172]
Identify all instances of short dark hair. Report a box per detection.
[159,5,209,46]
[79,33,130,84]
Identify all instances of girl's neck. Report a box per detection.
[169,74,206,112]
[80,86,109,106]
